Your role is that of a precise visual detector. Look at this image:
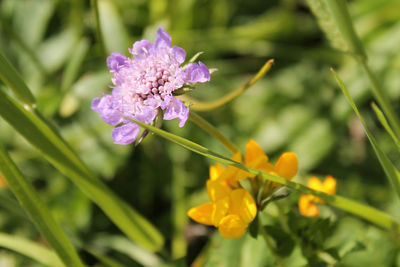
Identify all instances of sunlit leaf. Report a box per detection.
[331,68,400,199]
[0,232,64,267]
[0,145,84,267]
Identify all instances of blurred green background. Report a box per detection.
[1,0,400,266]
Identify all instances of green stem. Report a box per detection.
[359,60,400,138]
[90,0,106,58]
[189,112,240,154]
[129,118,400,234]
[258,215,284,267]
[181,59,274,111]
[371,102,400,151]
[325,0,366,59]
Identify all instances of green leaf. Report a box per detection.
[92,235,162,266]
[129,117,400,233]
[0,70,164,250]
[0,232,65,267]
[248,213,259,239]
[264,226,295,257]
[0,52,35,105]
[0,145,84,267]
[324,0,366,59]
[306,0,366,59]
[0,190,28,219]
[331,68,400,200]
[305,0,348,52]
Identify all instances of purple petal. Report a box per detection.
[185,61,210,83]
[107,53,127,72]
[91,96,122,125]
[172,46,186,64]
[162,96,189,127]
[112,123,140,145]
[154,27,171,48]
[129,40,153,59]
[134,106,158,124]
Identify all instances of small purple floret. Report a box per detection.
[91,27,210,145]
[107,53,127,72]
[185,62,210,83]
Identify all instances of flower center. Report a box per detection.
[139,64,173,100]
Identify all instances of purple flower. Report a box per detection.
[92,27,210,145]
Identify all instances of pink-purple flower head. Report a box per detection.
[91,27,210,145]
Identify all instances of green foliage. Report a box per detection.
[0,0,400,266]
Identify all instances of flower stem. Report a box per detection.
[129,118,400,234]
[258,215,284,267]
[189,111,240,154]
[181,59,274,112]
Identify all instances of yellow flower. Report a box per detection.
[187,186,257,239]
[298,175,337,217]
[218,139,298,184]
[188,139,298,239]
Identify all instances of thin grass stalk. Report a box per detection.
[129,117,400,233]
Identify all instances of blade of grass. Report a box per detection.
[307,0,400,138]
[371,102,400,151]
[331,68,400,200]
[0,52,35,105]
[0,232,64,267]
[92,235,162,266]
[0,190,28,219]
[129,117,400,233]
[324,0,366,59]
[180,59,274,111]
[0,89,164,252]
[0,145,84,267]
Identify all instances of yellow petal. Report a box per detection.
[216,152,243,183]
[229,189,257,224]
[212,196,230,226]
[245,139,269,164]
[323,175,337,195]
[298,195,320,217]
[209,163,225,181]
[206,179,231,202]
[218,214,248,239]
[307,176,324,191]
[274,152,298,180]
[187,202,214,225]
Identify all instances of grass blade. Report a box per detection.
[371,102,400,151]
[0,52,35,105]
[0,145,84,267]
[0,190,28,219]
[0,89,164,251]
[331,68,400,200]
[0,232,65,267]
[129,117,400,233]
